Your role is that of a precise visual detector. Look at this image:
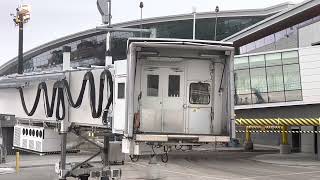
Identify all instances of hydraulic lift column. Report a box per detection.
[59,46,71,180]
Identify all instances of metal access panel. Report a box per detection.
[125,38,235,138]
[112,60,127,134]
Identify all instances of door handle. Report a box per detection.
[183,104,187,109]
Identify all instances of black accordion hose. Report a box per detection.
[18,69,113,123]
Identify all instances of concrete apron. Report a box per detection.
[244,141,254,151]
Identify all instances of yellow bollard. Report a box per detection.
[245,126,251,142]
[16,151,20,173]
[281,126,288,145]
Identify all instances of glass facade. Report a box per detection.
[234,50,302,105]
[2,15,270,75]
[240,15,320,54]
[133,16,266,41]
[3,31,145,75]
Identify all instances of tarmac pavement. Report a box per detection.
[1,146,320,179]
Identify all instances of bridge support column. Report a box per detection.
[244,126,253,151]
[280,126,291,154]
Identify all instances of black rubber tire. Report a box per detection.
[129,155,140,162]
[161,153,168,163]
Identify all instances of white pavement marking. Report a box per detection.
[0,167,15,175]
[238,170,320,179]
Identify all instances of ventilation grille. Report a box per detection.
[22,139,27,148]
[36,141,41,152]
[29,140,34,150]
[13,127,21,147]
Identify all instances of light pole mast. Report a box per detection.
[140,2,144,37]
[214,5,219,41]
[12,5,31,74]
[192,6,196,40]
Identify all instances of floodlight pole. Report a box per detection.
[192,7,196,40]
[108,0,112,25]
[18,14,24,74]
[139,2,144,37]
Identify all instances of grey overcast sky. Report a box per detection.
[0,0,304,65]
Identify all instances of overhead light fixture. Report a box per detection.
[199,53,220,58]
[138,51,159,56]
[147,57,183,62]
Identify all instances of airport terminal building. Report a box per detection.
[1,0,320,154]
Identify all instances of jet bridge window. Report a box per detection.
[118,83,125,99]
[168,75,180,97]
[147,75,159,97]
[189,83,210,104]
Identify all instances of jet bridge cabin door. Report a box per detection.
[140,67,185,133]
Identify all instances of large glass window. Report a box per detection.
[234,57,249,70]
[147,75,159,97]
[268,91,285,103]
[234,50,302,105]
[285,90,302,101]
[266,53,282,66]
[283,64,301,90]
[189,83,210,104]
[250,68,267,93]
[252,92,268,104]
[282,51,299,64]
[266,66,284,92]
[249,55,265,68]
[168,75,180,97]
[235,94,252,105]
[234,70,251,94]
[117,83,125,99]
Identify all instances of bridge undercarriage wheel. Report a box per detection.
[129,154,140,162]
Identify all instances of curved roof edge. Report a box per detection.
[113,2,293,28]
[0,2,293,75]
[0,28,105,75]
[223,0,320,46]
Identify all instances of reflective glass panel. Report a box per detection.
[168,75,180,97]
[266,66,284,92]
[118,83,125,99]
[147,75,159,97]
[265,53,282,66]
[234,56,249,70]
[250,68,267,93]
[285,90,303,101]
[189,83,210,104]
[268,91,285,103]
[252,92,268,104]
[282,51,298,64]
[283,64,301,90]
[249,55,265,68]
[235,94,252,105]
[234,70,251,94]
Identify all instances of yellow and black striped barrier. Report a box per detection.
[236,130,320,134]
[245,126,282,130]
[236,118,320,126]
